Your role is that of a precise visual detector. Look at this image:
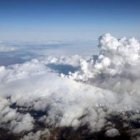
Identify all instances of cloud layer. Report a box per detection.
[0,33,140,139]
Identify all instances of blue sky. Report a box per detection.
[0,0,140,42]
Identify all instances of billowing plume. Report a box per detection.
[68,33,140,81]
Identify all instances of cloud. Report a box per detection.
[105,128,120,137]
[68,33,140,81]
[0,42,17,52]
[0,33,140,139]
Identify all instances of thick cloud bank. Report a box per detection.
[0,34,140,140]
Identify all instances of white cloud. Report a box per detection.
[105,128,120,137]
[0,33,140,139]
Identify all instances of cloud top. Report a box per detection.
[0,34,140,139]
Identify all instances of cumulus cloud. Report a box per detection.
[0,33,140,139]
[105,128,120,137]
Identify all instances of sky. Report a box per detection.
[0,0,140,42]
